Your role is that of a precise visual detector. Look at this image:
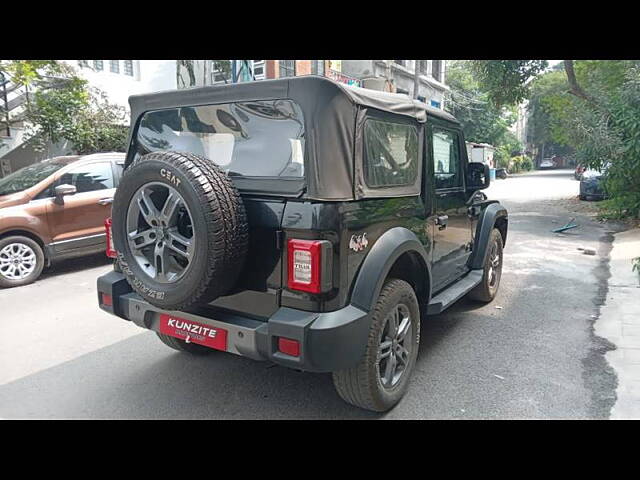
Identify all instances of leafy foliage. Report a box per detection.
[63,88,128,154]
[527,61,640,219]
[468,60,548,107]
[1,60,63,87]
[508,155,533,173]
[0,60,128,154]
[445,61,522,165]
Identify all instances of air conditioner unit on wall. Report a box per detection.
[362,77,395,92]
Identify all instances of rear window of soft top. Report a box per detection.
[134,100,305,179]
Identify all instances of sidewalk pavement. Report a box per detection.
[594,227,640,419]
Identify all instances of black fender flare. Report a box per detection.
[350,227,432,312]
[469,202,508,269]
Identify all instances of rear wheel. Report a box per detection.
[111,151,249,310]
[156,332,213,355]
[468,228,503,302]
[0,236,45,288]
[332,279,420,412]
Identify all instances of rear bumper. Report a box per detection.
[97,271,370,373]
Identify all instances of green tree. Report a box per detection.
[445,61,522,167]
[64,88,128,154]
[468,60,548,107]
[448,60,640,218]
[526,61,640,217]
[0,60,128,154]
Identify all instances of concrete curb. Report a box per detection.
[594,227,640,419]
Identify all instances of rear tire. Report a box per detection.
[0,236,45,288]
[111,151,248,310]
[156,332,213,355]
[468,228,503,303]
[332,279,420,412]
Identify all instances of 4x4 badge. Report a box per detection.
[349,233,368,252]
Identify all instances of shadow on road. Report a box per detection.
[40,253,112,279]
[0,297,492,420]
[0,331,382,419]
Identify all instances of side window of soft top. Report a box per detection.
[431,127,462,190]
[363,119,419,188]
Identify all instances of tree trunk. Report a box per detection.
[563,60,598,105]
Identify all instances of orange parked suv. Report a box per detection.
[0,152,124,287]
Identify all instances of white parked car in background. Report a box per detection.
[540,159,555,169]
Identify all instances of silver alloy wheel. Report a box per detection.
[487,242,501,289]
[377,303,413,389]
[0,242,37,280]
[126,182,195,283]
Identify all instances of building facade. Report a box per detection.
[70,60,177,109]
[175,61,447,108]
[176,60,364,89]
[512,100,529,150]
[340,60,448,109]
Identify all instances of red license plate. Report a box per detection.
[159,314,227,351]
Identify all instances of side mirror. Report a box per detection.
[54,184,77,197]
[467,162,490,190]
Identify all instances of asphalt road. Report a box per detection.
[0,169,621,419]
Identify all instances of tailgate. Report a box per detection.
[208,197,286,318]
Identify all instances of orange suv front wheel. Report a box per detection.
[0,235,45,288]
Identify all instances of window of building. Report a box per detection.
[58,162,115,193]
[252,60,265,80]
[279,60,296,78]
[431,127,461,190]
[311,60,325,76]
[432,60,442,82]
[78,60,89,68]
[93,60,103,71]
[430,99,442,109]
[364,119,418,188]
[212,60,231,83]
[123,60,134,76]
[110,60,120,73]
[418,60,428,74]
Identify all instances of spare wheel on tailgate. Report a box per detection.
[111,151,249,310]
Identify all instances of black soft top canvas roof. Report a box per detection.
[126,75,458,201]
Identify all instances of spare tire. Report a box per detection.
[111,151,248,310]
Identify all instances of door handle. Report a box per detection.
[98,198,113,205]
[435,215,448,230]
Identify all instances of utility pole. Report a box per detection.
[413,60,421,100]
[0,71,10,137]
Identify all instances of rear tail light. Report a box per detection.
[287,239,332,294]
[100,293,113,307]
[105,217,117,259]
[277,337,300,357]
